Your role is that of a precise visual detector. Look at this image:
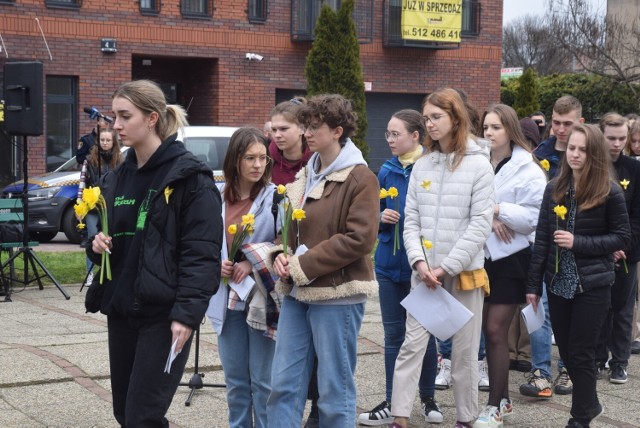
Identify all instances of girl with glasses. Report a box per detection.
[358,109,443,426]
[389,88,495,428]
[206,127,281,428]
[267,94,379,427]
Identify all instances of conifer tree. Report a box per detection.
[305,0,369,159]
[513,68,540,118]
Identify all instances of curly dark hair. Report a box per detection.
[297,94,357,145]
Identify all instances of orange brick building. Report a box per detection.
[0,0,502,183]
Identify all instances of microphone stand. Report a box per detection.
[179,325,225,406]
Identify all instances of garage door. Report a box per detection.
[276,90,425,173]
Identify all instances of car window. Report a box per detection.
[183,137,231,171]
[55,157,83,173]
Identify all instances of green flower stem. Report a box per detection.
[555,218,559,273]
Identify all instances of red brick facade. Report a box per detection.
[0,0,503,175]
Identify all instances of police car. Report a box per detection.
[1,126,237,243]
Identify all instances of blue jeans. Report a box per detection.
[378,274,437,402]
[267,296,365,427]
[218,309,275,428]
[437,332,486,360]
[529,285,564,379]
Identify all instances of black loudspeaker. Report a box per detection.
[3,61,43,136]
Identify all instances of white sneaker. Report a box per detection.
[435,358,452,390]
[499,398,513,420]
[473,405,503,427]
[478,359,490,391]
[421,396,443,424]
[85,271,94,286]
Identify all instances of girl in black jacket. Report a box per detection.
[90,80,222,427]
[526,124,631,428]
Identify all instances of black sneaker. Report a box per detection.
[609,365,628,384]
[565,418,587,427]
[631,340,640,355]
[421,396,443,424]
[356,400,393,426]
[519,369,553,398]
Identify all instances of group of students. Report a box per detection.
[80,79,637,428]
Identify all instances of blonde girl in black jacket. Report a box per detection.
[526,124,630,428]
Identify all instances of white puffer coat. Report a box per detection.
[403,138,495,276]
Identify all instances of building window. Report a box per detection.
[248,0,267,22]
[140,0,160,14]
[181,0,210,17]
[46,76,77,171]
[45,0,80,9]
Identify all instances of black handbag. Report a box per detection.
[84,273,105,313]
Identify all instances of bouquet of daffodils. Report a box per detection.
[276,185,306,257]
[74,187,111,284]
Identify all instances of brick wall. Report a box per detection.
[0,0,503,175]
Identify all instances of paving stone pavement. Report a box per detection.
[0,283,639,428]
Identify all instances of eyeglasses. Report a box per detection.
[305,123,324,135]
[243,155,272,165]
[384,131,408,141]
[424,114,445,124]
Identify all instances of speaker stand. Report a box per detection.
[179,326,225,406]
[1,135,69,301]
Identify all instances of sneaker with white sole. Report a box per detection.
[499,398,513,420]
[356,400,393,426]
[435,358,452,390]
[421,396,443,424]
[478,359,490,391]
[473,405,503,427]
[519,369,553,398]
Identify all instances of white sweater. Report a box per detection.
[403,138,495,276]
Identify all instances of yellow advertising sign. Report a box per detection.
[401,0,463,43]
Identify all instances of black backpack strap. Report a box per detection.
[272,189,284,237]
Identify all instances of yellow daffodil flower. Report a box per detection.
[540,159,550,172]
[421,180,431,191]
[292,209,306,221]
[164,186,174,204]
[388,187,399,198]
[620,179,630,190]
[379,188,389,199]
[228,224,238,235]
[77,222,86,230]
[277,184,287,195]
[74,201,89,219]
[241,213,255,227]
[422,239,433,249]
[553,205,567,221]
[82,187,101,210]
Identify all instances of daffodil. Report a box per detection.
[379,188,389,199]
[380,187,402,255]
[553,205,568,272]
[620,179,630,190]
[553,205,567,221]
[77,222,86,230]
[82,187,101,210]
[228,224,238,235]
[78,186,111,284]
[277,184,287,195]
[74,200,89,219]
[387,187,399,198]
[540,159,550,172]
[421,180,431,190]
[164,186,174,204]
[420,235,433,273]
[241,213,255,227]
[292,209,306,221]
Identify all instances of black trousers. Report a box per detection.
[595,263,638,369]
[548,286,610,426]
[108,315,193,428]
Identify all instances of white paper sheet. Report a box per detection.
[521,303,545,334]
[229,275,255,301]
[400,282,474,341]
[164,339,180,374]
[485,232,530,261]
